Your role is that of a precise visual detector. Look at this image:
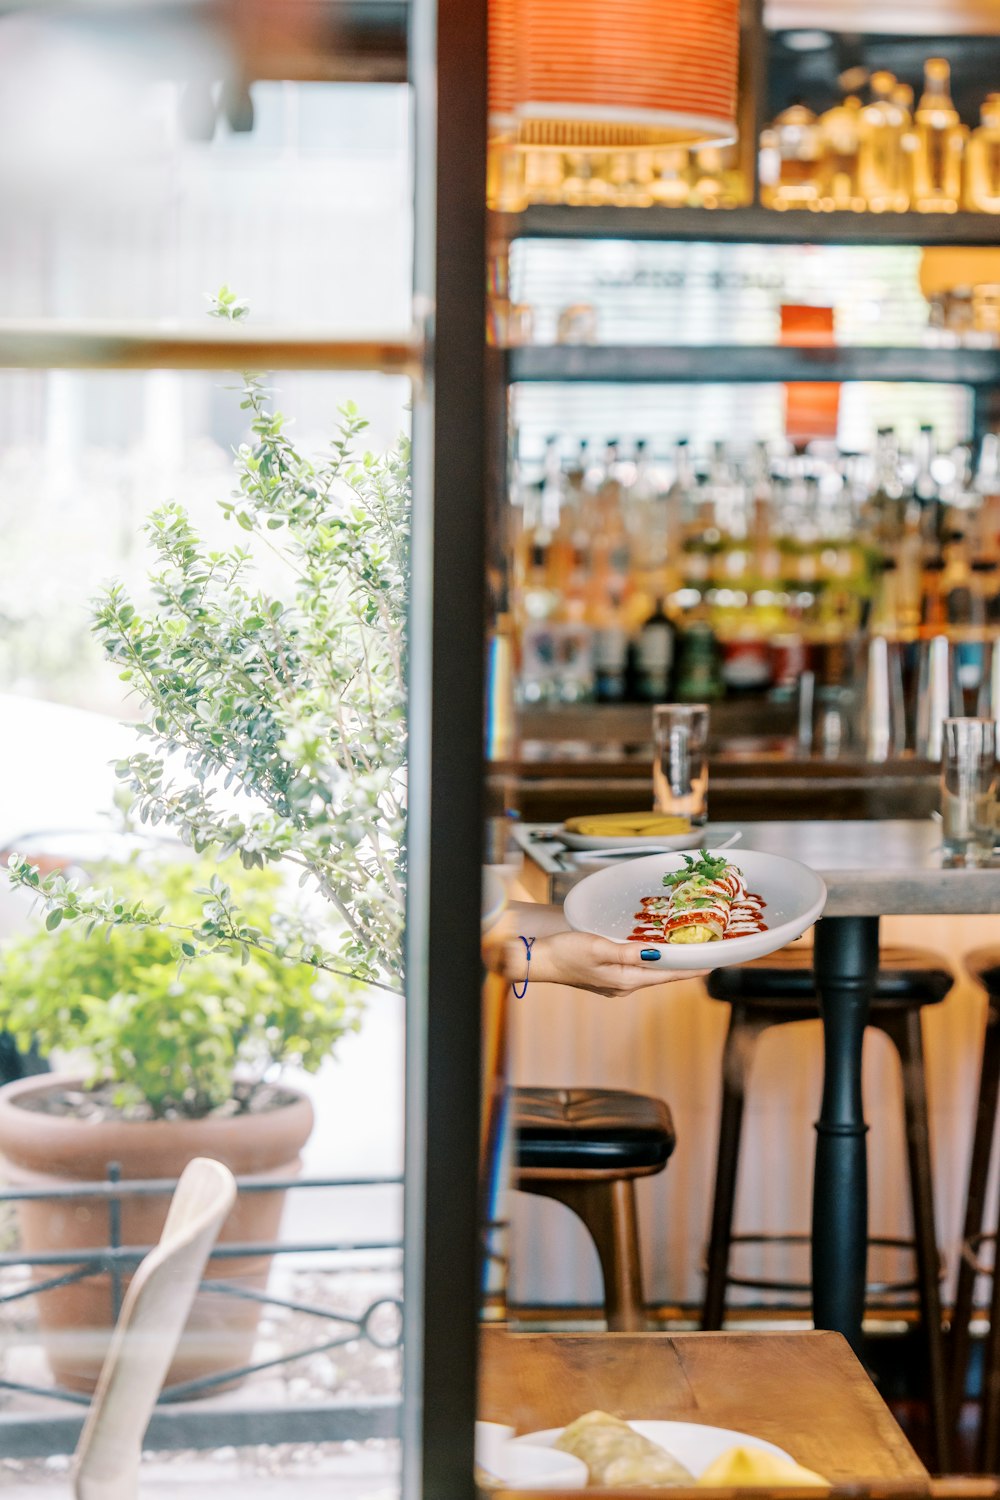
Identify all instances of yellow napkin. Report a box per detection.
[697,1447,830,1488]
[563,812,691,837]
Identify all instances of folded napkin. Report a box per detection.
[697,1447,829,1488]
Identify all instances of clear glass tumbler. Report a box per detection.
[941,717,997,866]
[652,703,709,826]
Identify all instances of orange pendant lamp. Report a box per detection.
[489,0,740,159]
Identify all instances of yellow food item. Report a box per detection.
[697,1447,829,1488]
[669,924,717,944]
[564,812,692,837]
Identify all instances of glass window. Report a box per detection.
[0,10,423,1498]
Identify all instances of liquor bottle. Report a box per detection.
[965,95,1000,213]
[651,148,692,207]
[591,588,629,703]
[912,59,965,213]
[857,71,909,212]
[911,423,941,554]
[864,427,906,548]
[770,103,823,210]
[868,557,902,640]
[943,529,986,689]
[974,433,1000,562]
[919,554,948,639]
[634,598,675,701]
[819,95,863,211]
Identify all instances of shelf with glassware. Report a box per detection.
[508,429,1000,733]
[491,46,1000,245]
[506,345,1000,385]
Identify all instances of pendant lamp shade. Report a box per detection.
[489,0,740,150]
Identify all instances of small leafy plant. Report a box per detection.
[0,855,359,1119]
[7,287,408,1003]
[661,851,731,889]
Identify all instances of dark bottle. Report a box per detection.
[634,598,675,702]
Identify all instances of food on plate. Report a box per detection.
[554,1411,694,1487]
[563,812,692,838]
[628,851,767,946]
[697,1447,829,1488]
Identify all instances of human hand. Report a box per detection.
[506,929,707,997]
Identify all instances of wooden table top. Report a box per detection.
[520,819,1000,917]
[479,1329,927,1484]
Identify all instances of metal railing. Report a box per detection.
[0,1166,405,1457]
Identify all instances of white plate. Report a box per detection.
[560,827,704,853]
[510,1419,796,1478]
[563,848,827,970]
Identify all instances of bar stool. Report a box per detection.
[703,945,953,1469]
[950,948,1000,1471]
[513,1085,675,1332]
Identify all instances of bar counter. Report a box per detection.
[504,703,939,823]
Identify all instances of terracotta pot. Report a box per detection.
[0,1073,314,1395]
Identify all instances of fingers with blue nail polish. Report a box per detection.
[640,948,662,961]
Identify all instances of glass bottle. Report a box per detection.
[857,71,909,212]
[919,554,948,639]
[634,598,675,702]
[651,148,691,207]
[912,423,941,554]
[770,103,823,210]
[912,59,965,213]
[965,94,1000,214]
[820,94,863,211]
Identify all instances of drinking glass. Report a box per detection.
[652,703,709,825]
[940,717,997,866]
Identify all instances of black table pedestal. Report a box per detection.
[811,914,880,1353]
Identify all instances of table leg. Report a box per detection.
[811,915,880,1353]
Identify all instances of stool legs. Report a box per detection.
[880,1008,950,1472]
[519,1177,646,1332]
[950,1006,1000,1446]
[702,1009,763,1331]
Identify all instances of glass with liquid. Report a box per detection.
[653,703,709,825]
[940,717,997,866]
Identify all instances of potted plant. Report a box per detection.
[0,288,408,1391]
[0,853,360,1391]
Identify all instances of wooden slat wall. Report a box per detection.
[506,904,999,1313]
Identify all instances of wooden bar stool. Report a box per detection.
[950,947,1000,1471]
[702,945,953,1470]
[513,1086,675,1332]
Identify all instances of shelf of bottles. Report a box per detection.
[492,49,1000,246]
[510,428,1000,709]
[507,345,1000,385]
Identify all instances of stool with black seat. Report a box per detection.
[950,947,1000,1471]
[512,1086,675,1332]
[702,944,953,1470]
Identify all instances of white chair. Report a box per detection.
[73,1157,237,1500]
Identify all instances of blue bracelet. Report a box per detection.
[511,935,535,998]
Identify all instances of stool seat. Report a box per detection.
[706,945,952,1009]
[514,1086,675,1174]
[964,948,1000,994]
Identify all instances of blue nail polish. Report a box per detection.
[640,948,662,961]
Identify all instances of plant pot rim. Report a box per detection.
[0,1072,315,1181]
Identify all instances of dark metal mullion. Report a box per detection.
[508,344,1000,385]
[404,4,488,1500]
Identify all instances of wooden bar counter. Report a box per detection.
[479,1328,927,1484]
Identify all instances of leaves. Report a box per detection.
[0,855,362,1118]
[661,851,732,889]
[85,301,408,990]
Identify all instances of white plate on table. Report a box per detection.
[559,826,704,854]
[563,848,827,970]
[509,1419,796,1478]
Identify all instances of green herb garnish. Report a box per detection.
[662,850,731,890]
